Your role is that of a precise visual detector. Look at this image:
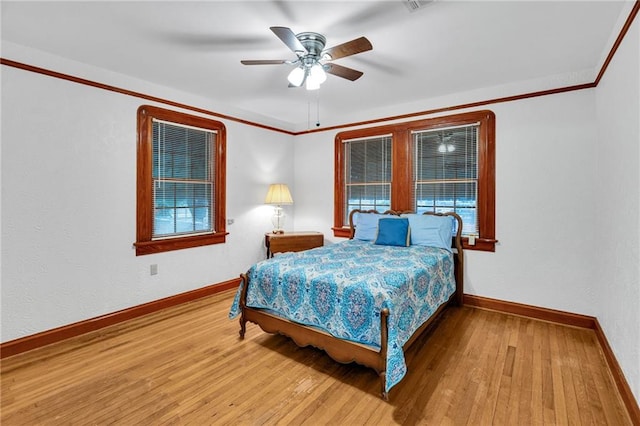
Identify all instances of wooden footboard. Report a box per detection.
[238,273,454,400]
[239,273,392,399]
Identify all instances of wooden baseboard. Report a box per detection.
[463,294,596,328]
[0,277,241,359]
[464,294,639,424]
[593,318,640,424]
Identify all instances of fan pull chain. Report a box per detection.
[305,89,322,129]
[316,89,321,127]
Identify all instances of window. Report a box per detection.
[413,124,478,235]
[334,110,495,251]
[342,134,392,222]
[135,105,226,255]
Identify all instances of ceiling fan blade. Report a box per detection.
[325,63,364,81]
[270,26,307,54]
[323,37,372,60]
[241,60,287,65]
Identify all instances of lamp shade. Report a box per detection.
[306,78,320,91]
[310,63,327,84]
[264,184,293,205]
[305,63,326,90]
[287,67,305,87]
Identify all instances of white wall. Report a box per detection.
[594,17,640,401]
[1,56,295,342]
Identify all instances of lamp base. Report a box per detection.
[271,206,286,235]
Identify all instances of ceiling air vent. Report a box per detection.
[402,0,434,12]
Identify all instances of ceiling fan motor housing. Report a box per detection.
[296,32,327,59]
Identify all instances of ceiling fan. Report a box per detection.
[241,26,373,90]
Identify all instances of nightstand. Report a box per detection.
[265,232,324,258]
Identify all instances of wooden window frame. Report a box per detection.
[334,110,496,251]
[135,105,227,255]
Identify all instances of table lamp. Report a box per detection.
[264,183,293,234]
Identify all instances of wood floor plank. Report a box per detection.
[556,325,581,425]
[0,290,633,425]
[463,312,497,425]
[530,319,545,425]
[483,313,512,425]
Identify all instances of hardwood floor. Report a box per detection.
[1,289,632,425]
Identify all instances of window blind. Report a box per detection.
[412,124,478,235]
[343,135,392,222]
[152,119,215,239]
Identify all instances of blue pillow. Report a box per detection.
[402,214,454,251]
[375,218,410,247]
[353,213,382,241]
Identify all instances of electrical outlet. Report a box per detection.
[150,264,158,275]
[468,235,476,246]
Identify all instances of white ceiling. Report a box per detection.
[1,1,632,131]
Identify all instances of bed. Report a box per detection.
[229,209,464,400]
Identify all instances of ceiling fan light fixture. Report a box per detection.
[305,63,326,90]
[310,63,327,85]
[438,143,456,153]
[287,66,305,86]
[306,77,321,91]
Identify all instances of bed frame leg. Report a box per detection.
[239,315,246,339]
[239,273,249,340]
[380,371,389,401]
[379,308,390,400]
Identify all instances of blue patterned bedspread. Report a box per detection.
[229,239,455,393]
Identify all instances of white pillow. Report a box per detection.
[402,214,454,251]
[353,213,383,241]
